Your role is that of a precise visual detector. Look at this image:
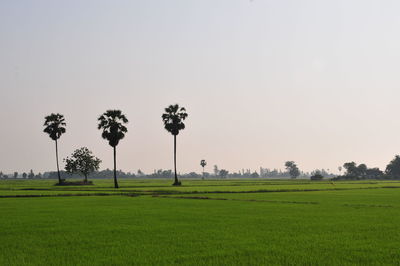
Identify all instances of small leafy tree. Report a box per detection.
[43,113,66,184]
[161,104,188,186]
[343,162,358,177]
[386,155,400,179]
[213,165,219,176]
[219,169,229,178]
[285,161,300,179]
[311,170,324,180]
[357,164,367,179]
[28,170,35,179]
[22,172,27,179]
[64,147,101,183]
[251,171,259,178]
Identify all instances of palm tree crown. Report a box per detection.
[162,104,188,135]
[43,113,66,140]
[98,110,128,147]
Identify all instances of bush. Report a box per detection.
[310,174,324,181]
[55,181,93,186]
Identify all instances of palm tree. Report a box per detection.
[97,110,128,189]
[200,160,207,179]
[162,104,188,186]
[43,113,66,184]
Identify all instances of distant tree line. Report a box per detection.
[333,155,400,180]
[5,156,400,181]
[0,170,43,179]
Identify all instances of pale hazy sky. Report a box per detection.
[1,0,400,174]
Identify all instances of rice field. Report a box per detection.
[1,178,399,265]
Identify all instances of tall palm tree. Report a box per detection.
[43,113,66,184]
[200,160,207,179]
[97,110,128,189]
[162,104,188,186]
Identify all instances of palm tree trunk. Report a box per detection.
[173,135,179,185]
[113,146,119,189]
[55,139,61,184]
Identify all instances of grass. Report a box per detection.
[1,178,400,196]
[1,178,400,265]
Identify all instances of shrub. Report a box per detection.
[310,174,324,181]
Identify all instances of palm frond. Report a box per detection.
[97,110,129,147]
[43,113,66,140]
[161,104,188,136]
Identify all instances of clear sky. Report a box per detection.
[1,0,400,175]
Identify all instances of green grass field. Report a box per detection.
[1,178,400,265]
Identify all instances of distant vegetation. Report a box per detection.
[5,154,400,182]
[5,155,400,181]
[310,172,324,181]
[200,160,207,179]
[333,155,400,180]
[285,161,300,179]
